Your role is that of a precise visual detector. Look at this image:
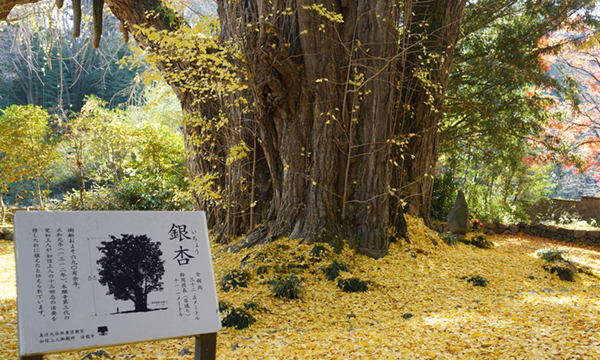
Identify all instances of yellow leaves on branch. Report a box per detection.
[226,142,250,166]
[0,105,58,193]
[127,20,246,108]
[189,173,223,202]
[301,4,344,24]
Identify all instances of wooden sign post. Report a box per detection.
[14,211,221,360]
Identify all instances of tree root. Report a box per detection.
[218,224,276,254]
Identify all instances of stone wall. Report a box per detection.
[431,221,525,236]
[552,196,600,223]
[523,224,600,247]
[432,220,600,248]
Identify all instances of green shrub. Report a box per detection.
[428,235,439,246]
[462,275,487,287]
[309,243,331,262]
[537,248,576,281]
[557,210,583,225]
[337,278,368,293]
[471,234,494,249]
[256,265,269,275]
[57,174,193,211]
[543,263,575,281]
[251,249,270,263]
[536,248,565,262]
[272,273,303,299]
[441,233,458,246]
[81,349,112,359]
[322,259,350,281]
[252,243,293,273]
[221,307,256,329]
[243,300,268,313]
[273,244,291,252]
[0,226,14,240]
[57,185,115,210]
[218,301,230,312]
[405,248,417,258]
[113,173,193,210]
[287,255,309,270]
[220,269,251,292]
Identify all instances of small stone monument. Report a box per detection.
[448,190,470,235]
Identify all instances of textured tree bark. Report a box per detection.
[212,0,399,258]
[0,0,40,20]
[0,0,465,257]
[395,0,467,226]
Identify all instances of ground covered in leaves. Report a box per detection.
[1,216,600,359]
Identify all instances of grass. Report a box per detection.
[1,215,600,359]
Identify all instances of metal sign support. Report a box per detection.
[195,332,217,360]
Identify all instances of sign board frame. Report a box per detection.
[14,211,221,359]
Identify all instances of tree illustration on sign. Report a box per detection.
[97,234,165,312]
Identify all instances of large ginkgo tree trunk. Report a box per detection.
[110,0,465,258]
[3,0,466,258]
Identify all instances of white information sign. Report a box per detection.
[14,211,221,357]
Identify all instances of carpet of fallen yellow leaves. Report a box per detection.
[1,215,599,359]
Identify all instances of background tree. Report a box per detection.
[537,26,600,198]
[57,93,190,210]
[0,104,58,208]
[96,233,165,313]
[434,0,599,220]
[0,0,140,111]
[0,151,18,224]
